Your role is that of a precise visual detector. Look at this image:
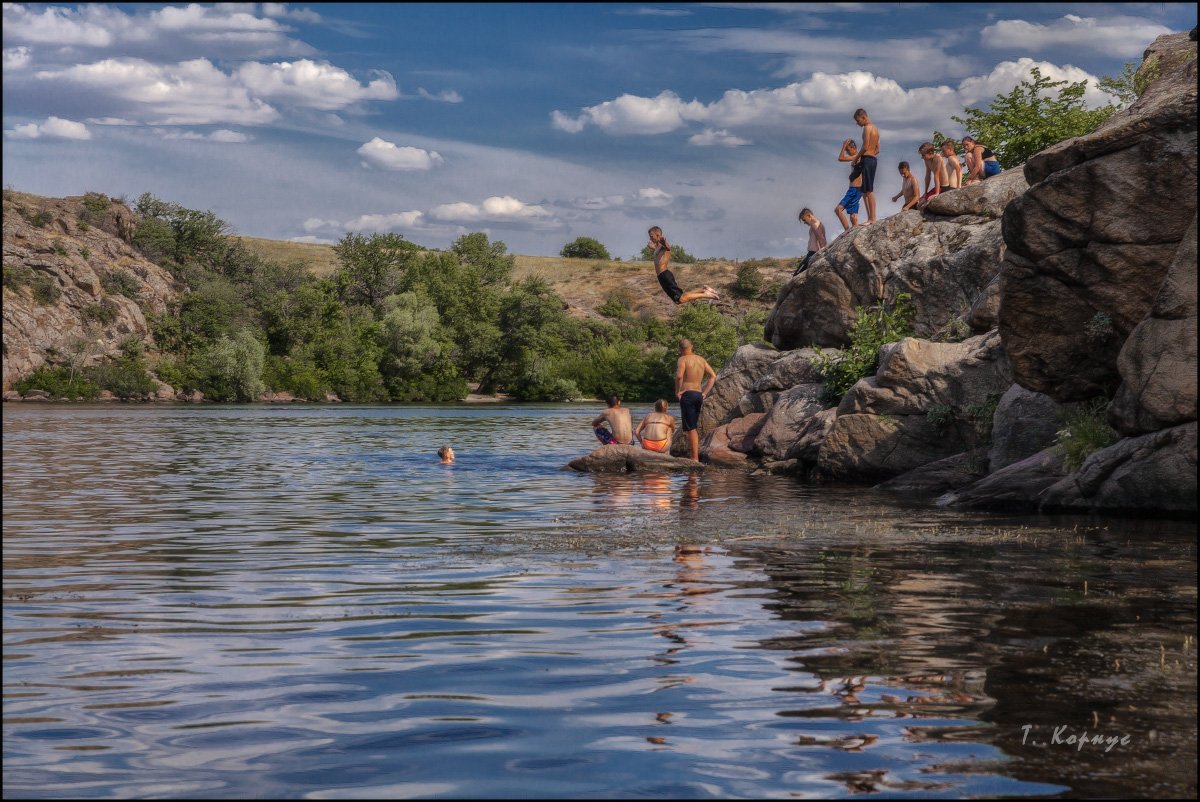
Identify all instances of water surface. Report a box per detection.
[3,404,1196,798]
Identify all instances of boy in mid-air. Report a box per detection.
[793,208,828,276]
[834,138,863,232]
[647,226,719,305]
[891,162,920,211]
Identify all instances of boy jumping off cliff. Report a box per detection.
[648,226,720,305]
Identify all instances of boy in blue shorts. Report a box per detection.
[834,138,863,232]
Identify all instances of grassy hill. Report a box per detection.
[235,236,795,320]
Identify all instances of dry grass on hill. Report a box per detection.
[235,236,796,321]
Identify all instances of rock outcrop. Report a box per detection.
[765,168,1027,350]
[999,31,1198,402]
[2,191,179,390]
[566,445,706,474]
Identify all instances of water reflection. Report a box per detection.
[3,404,1195,799]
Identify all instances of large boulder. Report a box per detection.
[1040,422,1197,515]
[1109,216,1198,435]
[566,445,706,474]
[765,168,1027,350]
[999,31,1197,402]
[876,449,990,496]
[988,384,1072,472]
[752,383,824,460]
[817,332,1012,481]
[938,448,1069,512]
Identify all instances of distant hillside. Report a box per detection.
[235,236,794,321]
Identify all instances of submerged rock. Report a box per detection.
[566,445,706,474]
[938,448,1069,512]
[876,449,990,496]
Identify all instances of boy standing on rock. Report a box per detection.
[834,138,863,231]
[917,142,950,208]
[794,208,828,276]
[852,108,880,223]
[892,162,920,211]
[675,339,718,463]
[940,140,963,190]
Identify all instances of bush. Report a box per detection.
[89,356,157,399]
[82,299,121,326]
[811,293,915,403]
[82,192,110,215]
[560,236,611,260]
[101,270,141,299]
[1055,398,1118,471]
[189,329,267,402]
[30,273,62,305]
[733,264,763,299]
[15,365,101,400]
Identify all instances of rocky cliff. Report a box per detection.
[3,191,179,392]
[674,31,1197,517]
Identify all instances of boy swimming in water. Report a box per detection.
[648,226,720,304]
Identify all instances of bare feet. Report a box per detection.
[703,286,721,300]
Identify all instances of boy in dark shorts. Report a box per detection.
[852,108,880,223]
[648,226,719,304]
[675,338,718,462]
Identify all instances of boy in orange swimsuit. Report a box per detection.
[636,399,677,452]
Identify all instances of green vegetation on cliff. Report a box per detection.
[106,194,767,403]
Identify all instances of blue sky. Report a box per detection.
[3,2,1195,258]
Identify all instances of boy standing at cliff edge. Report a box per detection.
[852,108,880,223]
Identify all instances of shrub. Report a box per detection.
[101,269,141,299]
[82,299,120,326]
[598,289,636,320]
[4,264,32,291]
[933,317,970,343]
[77,221,90,232]
[89,357,156,399]
[30,273,62,305]
[1085,312,1114,342]
[190,330,266,401]
[82,192,110,215]
[53,243,68,256]
[811,293,915,403]
[1055,398,1118,471]
[965,393,1002,446]
[560,236,611,260]
[15,365,101,400]
[926,403,953,430]
[733,264,763,299]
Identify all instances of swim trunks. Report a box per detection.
[837,186,862,215]
[848,161,863,184]
[858,155,877,193]
[793,250,816,277]
[679,390,703,432]
[657,269,684,304]
[940,185,953,193]
[921,187,939,203]
[641,437,669,453]
[983,160,1002,178]
[595,426,618,445]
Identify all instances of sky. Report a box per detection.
[3,2,1196,259]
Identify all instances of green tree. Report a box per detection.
[333,232,420,310]
[951,66,1116,167]
[1098,61,1158,108]
[451,232,514,286]
[190,329,266,401]
[733,264,763,299]
[560,236,611,260]
[378,290,467,401]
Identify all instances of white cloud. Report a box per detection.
[262,4,322,23]
[357,137,444,171]
[159,128,253,143]
[553,91,703,135]
[236,59,398,110]
[2,4,118,47]
[632,187,673,207]
[981,15,1172,58]
[86,117,138,126]
[958,58,1113,109]
[287,234,336,245]
[4,46,33,69]
[5,116,92,140]
[429,196,552,223]
[689,128,750,147]
[302,211,426,235]
[36,58,280,126]
[417,87,464,103]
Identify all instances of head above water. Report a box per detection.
[438,445,454,462]
[606,395,621,408]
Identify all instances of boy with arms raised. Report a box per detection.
[834,138,863,231]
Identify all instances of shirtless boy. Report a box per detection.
[891,162,920,211]
[675,339,718,462]
[794,208,828,276]
[648,226,719,305]
[852,109,880,223]
[917,142,950,208]
[940,140,963,190]
[636,400,677,453]
[834,138,863,231]
[592,395,633,446]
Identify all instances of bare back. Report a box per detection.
[600,406,633,443]
[943,152,962,188]
[677,353,712,393]
[639,412,675,442]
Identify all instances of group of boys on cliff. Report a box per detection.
[590,107,1003,462]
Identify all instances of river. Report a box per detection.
[3,403,1196,798]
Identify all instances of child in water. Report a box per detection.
[438,446,455,464]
